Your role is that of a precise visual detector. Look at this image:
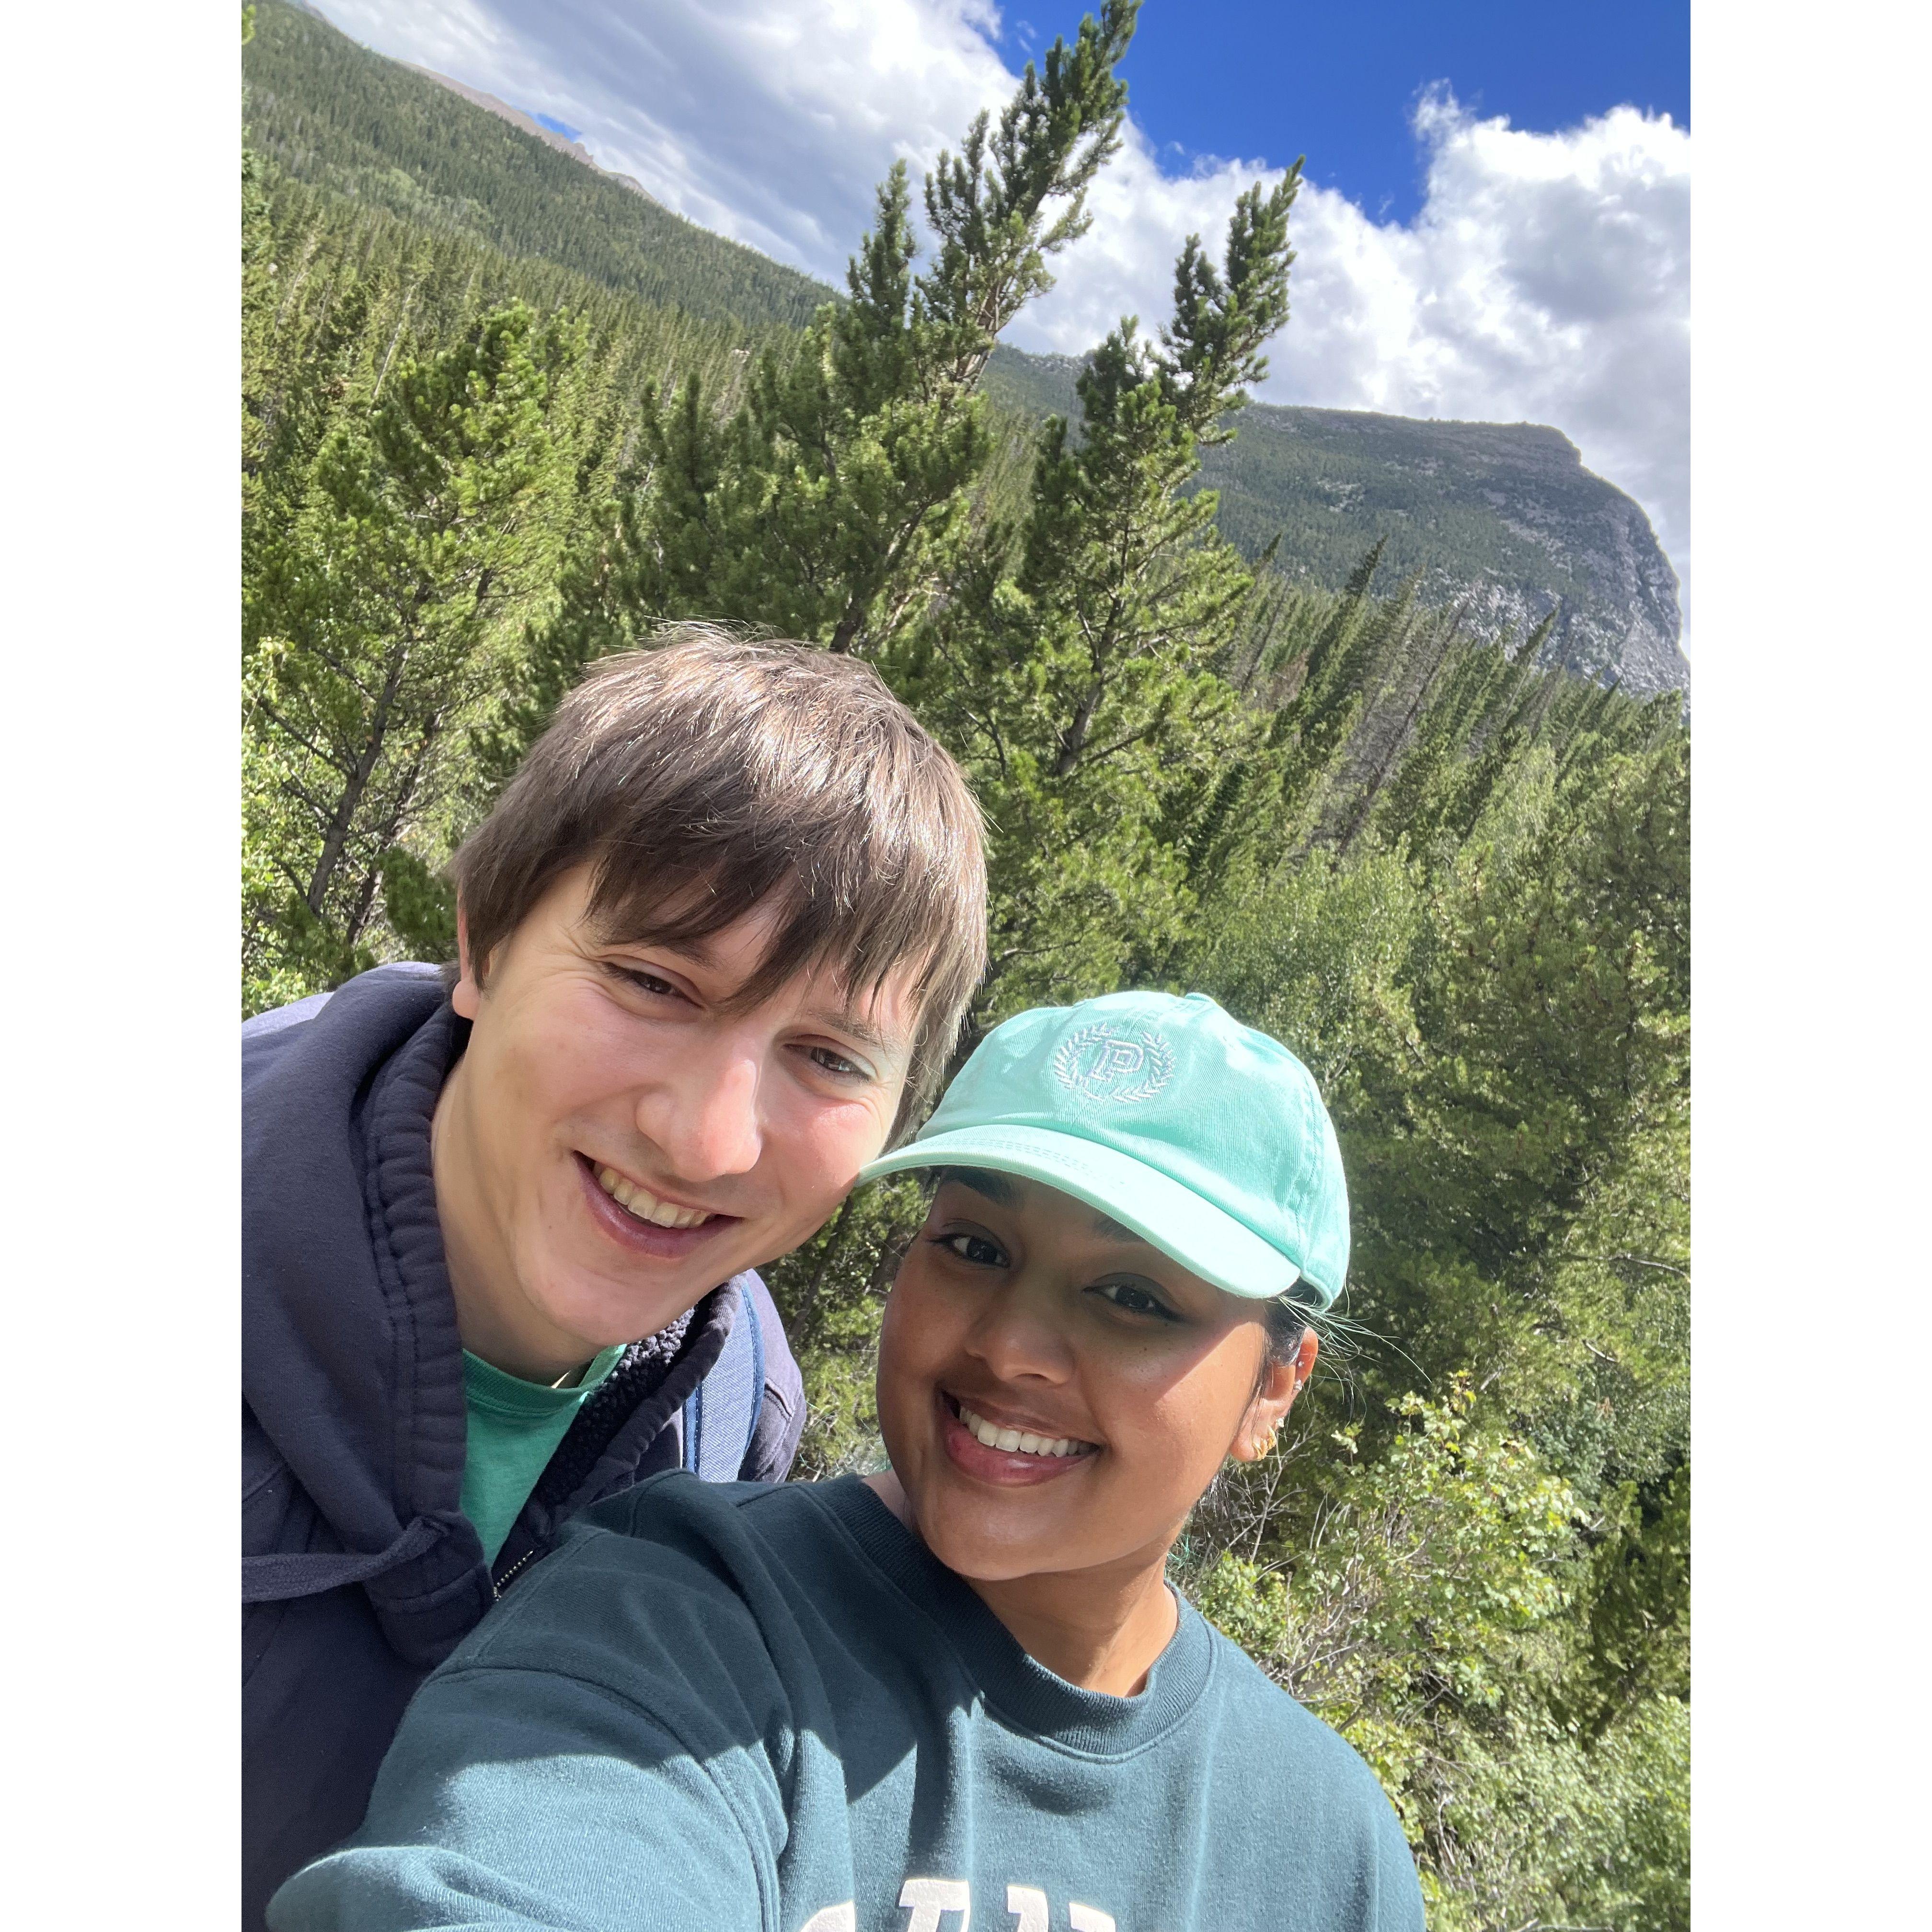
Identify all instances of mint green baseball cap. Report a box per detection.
[859,991,1350,1307]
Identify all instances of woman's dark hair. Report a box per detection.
[1262,1289,1321,1364]
[1251,1286,1325,1402]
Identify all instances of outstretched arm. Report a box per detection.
[267,1665,773,1932]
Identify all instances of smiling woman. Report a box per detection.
[868,1163,1319,1693]
[270,991,1426,1932]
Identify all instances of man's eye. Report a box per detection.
[807,1045,868,1080]
[1094,1280,1178,1321]
[612,964,684,1000]
[936,1231,1009,1269]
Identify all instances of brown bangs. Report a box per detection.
[451,627,987,1133]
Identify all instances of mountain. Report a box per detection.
[985,350,1688,696]
[244,0,829,331]
[398,65,656,202]
[1205,406,1685,694]
[247,0,1686,697]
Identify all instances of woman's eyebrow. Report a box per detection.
[946,1168,1018,1205]
[1090,1210,1150,1245]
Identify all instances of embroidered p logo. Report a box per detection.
[1050,1023,1175,1104]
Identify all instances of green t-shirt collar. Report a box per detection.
[460,1343,627,1418]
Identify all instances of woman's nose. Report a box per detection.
[964,1279,1074,1384]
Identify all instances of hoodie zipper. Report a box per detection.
[491,1544,543,1599]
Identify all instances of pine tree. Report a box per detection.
[886,173,1303,1022]
[242,303,580,1008]
[495,0,1141,741]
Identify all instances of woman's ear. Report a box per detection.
[451,905,483,1021]
[1232,1330,1320,1462]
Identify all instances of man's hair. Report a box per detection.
[451,626,988,1134]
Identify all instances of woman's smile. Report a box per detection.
[937,1389,1099,1485]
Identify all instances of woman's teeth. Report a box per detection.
[956,1402,1093,1460]
[595,1166,715,1230]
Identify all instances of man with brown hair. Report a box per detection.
[242,629,988,1928]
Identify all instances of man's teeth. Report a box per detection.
[956,1403,1093,1460]
[595,1166,715,1230]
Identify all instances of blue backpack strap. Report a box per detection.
[681,1278,769,1482]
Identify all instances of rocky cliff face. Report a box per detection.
[1206,406,1688,699]
[986,351,1689,701]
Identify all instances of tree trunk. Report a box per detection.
[304,643,410,917]
[1052,683,1102,780]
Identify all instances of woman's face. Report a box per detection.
[874,1170,1305,1587]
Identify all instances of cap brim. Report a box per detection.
[858,1124,1302,1302]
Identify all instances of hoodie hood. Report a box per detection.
[242,964,489,1659]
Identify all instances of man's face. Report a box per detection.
[435,865,919,1381]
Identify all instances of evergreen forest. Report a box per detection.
[242,5,1690,1926]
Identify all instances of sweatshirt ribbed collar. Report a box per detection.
[807,1476,1216,1759]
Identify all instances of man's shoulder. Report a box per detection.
[243,963,450,1092]
[243,962,448,1046]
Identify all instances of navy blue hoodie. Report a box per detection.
[242,964,805,1929]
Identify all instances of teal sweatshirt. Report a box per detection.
[270,1473,1425,1932]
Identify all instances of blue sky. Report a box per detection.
[1001,1,1689,223]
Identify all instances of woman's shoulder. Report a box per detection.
[580,1469,865,1563]
[491,1471,840,1608]
[1197,1614,1409,1835]
[426,1476,866,1746]
[472,1474,868,1651]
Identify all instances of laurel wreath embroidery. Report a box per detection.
[1049,1024,1176,1104]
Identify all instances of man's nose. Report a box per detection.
[634,1036,763,1182]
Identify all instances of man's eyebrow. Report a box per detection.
[590,923,723,970]
[587,930,904,1054]
[799,1007,903,1060]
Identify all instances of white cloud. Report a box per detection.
[310,3,1690,627]
[313,0,1013,271]
[1286,94,1689,628]
[1010,92,1690,630]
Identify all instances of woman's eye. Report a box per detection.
[1094,1280,1178,1321]
[935,1231,1009,1269]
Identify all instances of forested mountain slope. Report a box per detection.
[245,0,830,329]
[397,61,656,197]
[253,0,1685,698]
[985,350,1689,697]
